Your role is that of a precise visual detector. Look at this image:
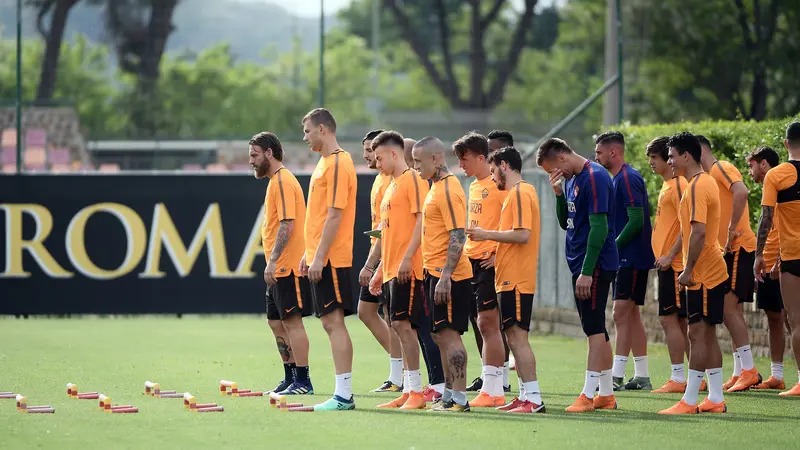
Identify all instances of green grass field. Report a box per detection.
[1,316,798,449]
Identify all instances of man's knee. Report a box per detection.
[659,315,676,330]
[687,323,706,343]
[320,310,344,334]
[357,302,376,322]
[612,301,633,323]
[477,311,500,337]
[268,319,285,334]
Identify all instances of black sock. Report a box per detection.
[295,366,309,382]
[284,363,296,381]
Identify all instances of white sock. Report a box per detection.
[670,364,686,383]
[432,383,444,394]
[522,381,542,405]
[737,345,754,371]
[334,372,352,400]
[503,362,510,387]
[389,358,403,386]
[706,368,724,404]
[481,366,503,397]
[452,390,467,406]
[518,377,525,398]
[682,370,704,406]
[634,356,649,378]
[771,361,784,381]
[732,351,742,376]
[403,371,410,394]
[408,369,422,393]
[612,355,628,378]
[599,369,613,396]
[581,371,601,399]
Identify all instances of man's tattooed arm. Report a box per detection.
[755,206,773,257]
[269,219,295,262]
[441,228,466,279]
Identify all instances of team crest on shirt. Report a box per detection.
[481,188,489,199]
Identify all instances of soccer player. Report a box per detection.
[697,135,761,392]
[358,129,404,393]
[537,138,618,413]
[300,108,357,411]
[755,121,800,396]
[413,136,474,412]
[647,136,691,393]
[659,132,728,414]
[371,131,430,410]
[748,146,789,390]
[452,132,511,403]
[488,129,514,153]
[251,131,314,395]
[594,131,655,391]
[467,146,545,413]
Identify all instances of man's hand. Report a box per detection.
[264,260,278,285]
[465,227,489,242]
[359,265,374,287]
[549,168,564,196]
[369,269,384,296]
[754,255,767,283]
[724,228,743,254]
[398,257,413,284]
[308,257,324,283]
[677,270,695,289]
[654,255,672,271]
[575,274,593,300]
[298,256,309,277]
[434,276,452,305]
[479,254,495,269]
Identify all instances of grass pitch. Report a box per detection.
[1,316,798,449]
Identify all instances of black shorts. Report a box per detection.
[385,277,426,327]
[424,273,471,334]
[266,274,313,320]
[469,258,498,317]
[310,264,355,318]
[725,249,755,303]
[756,275,784,313]
[613,267,649,305]
[358,285,385,304]
[781,259,800,277]
[687,280,728,325]
[498,288,534,332]
[657,268,687,317]
[572,269,615,340]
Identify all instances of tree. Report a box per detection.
[29,0,80,102]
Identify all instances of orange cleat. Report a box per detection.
[722,375,738,391]
[377,393,409,408]
[728,368,760,392]
[496,397,525,411]
[658,399,699,414]
[399,391,427,410]
[469,392,505,408]
[592,394,617,410]
[700,379,708,392]
[565,394,595,413]
[778,383,800,397]
[652,380,687,393]
[698,398,727,413]
[753,376,785,390]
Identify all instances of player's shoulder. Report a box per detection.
[587,161,612,182]
[696,172,719,193]
[623,163,646,182]
[769,162,798,178]
[324,149,356,172]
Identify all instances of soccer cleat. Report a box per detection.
[592,394,617,410]
[422,386,441,403]
[727,368,761,392]
[753,376,785,390]
[504,384,511,393]
[778,383,800,397]
[466,377,483,392]
[508,400,546,414]
[658,399,699,415]
[313,395,355,411]
[278,380,314,395]
[700,379,708,392]
[372,381,403,393]
[426,398,443,410]
[565,394,595,413]
[377,393,409,409]
[698,398,727,413]
[652,380,687,393]
[469,392,505,408]
[432,400,470,412]
[496,397,525,411]
[267,379,292,394]
[722,375,738,391]
[612,376,626,391]
[624,376,652,391]
[399,391,427,410]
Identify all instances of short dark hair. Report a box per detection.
[488,146,522,173]
[746,146,780,168]
[595,131,625,147]
[452,132,489,158]
[536,138,574,166]
[667,132,702,163]
[696,135,712,149]
[787,121,800,147]
[371,130,405,151]
[362,129,384,144]
[303,108,337,132]
[249,132,283,161]
[645,136,670,162]
[487,130,514,146]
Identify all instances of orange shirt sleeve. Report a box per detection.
[275,171,297,221]
[405,173,426,215]
[713,162,742,191]
[438,179,466,231]
[690,181,709,225]
[326,152,351,210]
[761,167,780,207]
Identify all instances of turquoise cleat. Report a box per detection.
[313,395,355,411]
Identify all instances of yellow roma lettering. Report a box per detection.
[232,207,266,278]
[0,203,73,278]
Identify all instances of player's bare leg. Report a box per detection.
[625,305,651,390]
[267,319,295,393]
[660,322,707,414]
[723,293,759,391]
[371,311,404,392]
[502,326,544,413]
[567,333,613,413]
[358,301,391,353]
[754,310,787,389]
[311,308,357,410]
[469,308,507,404]
[654,314,688,392]
[780,273,800,396]
[611,300,633,388]
[279,315,314,394]
[431,329,469,412]
[379,319,425,409]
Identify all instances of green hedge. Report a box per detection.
[618,115,800,230]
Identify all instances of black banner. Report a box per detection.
[0,174,373,315]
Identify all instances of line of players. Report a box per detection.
[251,106,800,413]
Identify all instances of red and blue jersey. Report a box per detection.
[564,160,619,276]
[612,163,655,269]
